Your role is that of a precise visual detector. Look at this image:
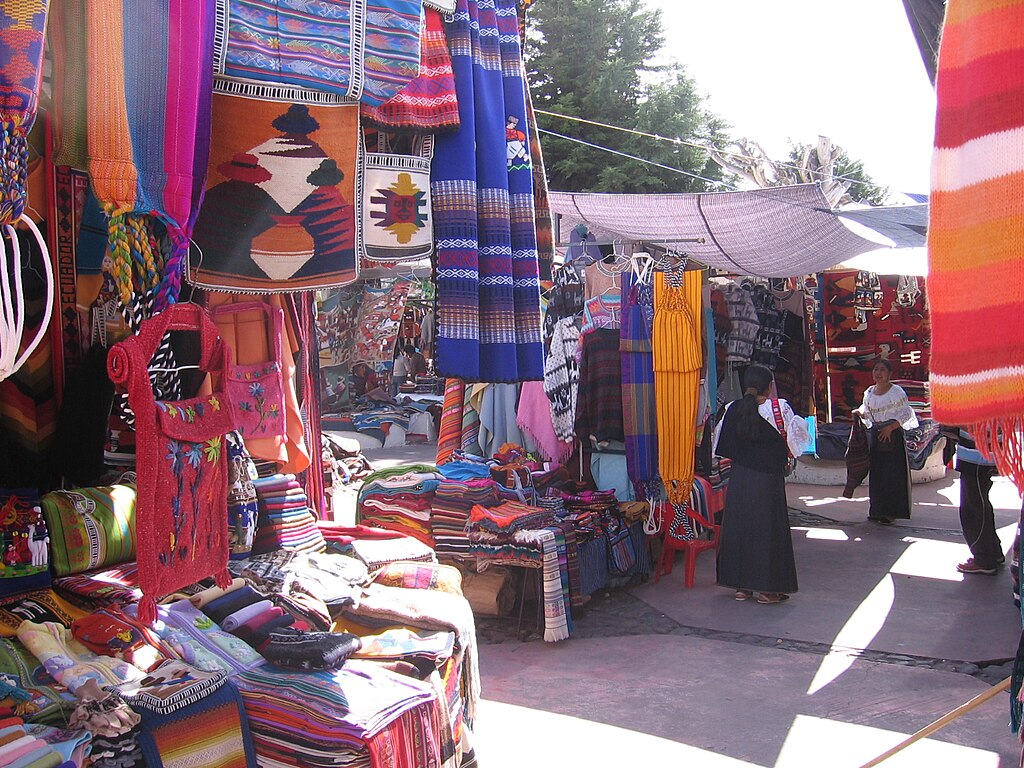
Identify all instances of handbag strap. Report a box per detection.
[769,399,793,458]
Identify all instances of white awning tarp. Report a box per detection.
[549,183,891,277]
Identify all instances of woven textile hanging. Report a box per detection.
[929,0,1024,491]
[620,271,660,500]
[0,2,54,383]
[360,7,461,133]
[88,0,215,313]
[188,94,360,293]
[653,269,702,505]
[430,0,544,382]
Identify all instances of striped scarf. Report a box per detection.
[436,378,467,464]
[89,0,215,313]
[620,272,660,500]
[653,269,703,505]
[929,0,1024,490]
[430,0,544,382]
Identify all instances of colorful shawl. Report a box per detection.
[620,271,660,500]
[214,0,365,101]
[361,8,461,133]
[929,0,1024,490]
[653,269,703,505]
[516,379,571,463]
[0,0,48,226]
[362,0,423,107]
[430,0,544,382]
[88,0,215,311]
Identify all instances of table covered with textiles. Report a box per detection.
[0,476,486,768]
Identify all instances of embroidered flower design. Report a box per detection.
[184,406,196,423]
[166,441,185,473]
[209,396,221,411]
[249,382,265,398]
[185,443,203,469]
[238,401,252,413]
[203,437,222,463]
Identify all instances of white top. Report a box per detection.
[392,356,410,378]
[713,398,813,458]
[857,385,918,430]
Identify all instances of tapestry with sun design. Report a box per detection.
[362,140,434,262]
[188,86,360,293]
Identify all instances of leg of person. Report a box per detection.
[958,461,1002,573]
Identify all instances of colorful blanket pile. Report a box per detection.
[466,501,552,535]
[251,475,327,555]
[929,0,1024,489]
[430,0,544,382]
[234,660,435,767]
[430,478,499,557]
[356,472,442,548]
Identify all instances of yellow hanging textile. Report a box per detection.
[653,268,703,505]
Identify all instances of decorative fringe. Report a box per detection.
[0,117,28,227]
[215,567,233,590]
[138,595,158,626]
[973,419,1024,495]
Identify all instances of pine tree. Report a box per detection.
[525,0,729,193]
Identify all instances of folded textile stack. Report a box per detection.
[893,379,931,419]
[356,472,441,548]
[252,475,326,555]
[0,716,89,767]
[466,501,553,536]
[430,479,500,558]
[318,524,437,570]
[234,660,437,768]
[261,628,361,671]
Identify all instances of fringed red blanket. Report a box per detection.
[929,0,1024,491]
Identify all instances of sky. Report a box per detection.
[644,0,937,196]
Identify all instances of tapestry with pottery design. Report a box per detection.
[188,91,360,293]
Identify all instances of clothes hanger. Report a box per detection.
[630,251,654,285]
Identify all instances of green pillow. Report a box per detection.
[41,485,137,576]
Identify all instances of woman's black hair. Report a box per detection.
[734,365,774,442]
[873,358,893,372]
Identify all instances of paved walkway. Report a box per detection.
[358,445,1024,766]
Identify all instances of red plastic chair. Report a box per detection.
[655,498,721,587]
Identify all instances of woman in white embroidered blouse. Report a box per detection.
[855,359,918,524]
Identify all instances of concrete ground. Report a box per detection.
[357,445,1024,766]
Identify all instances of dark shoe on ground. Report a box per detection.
[756,593,790,604]
[735,590,753,601]
[957,558,998,575]
[868,516,895,526]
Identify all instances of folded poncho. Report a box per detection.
[262,628,362,672]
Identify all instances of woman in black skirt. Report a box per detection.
[714,365,810,604]
[856,359,918,525]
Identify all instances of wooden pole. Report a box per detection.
[857,676,1012,768]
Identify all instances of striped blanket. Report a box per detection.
[430,0,544,382]
[929,0,1024,490]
